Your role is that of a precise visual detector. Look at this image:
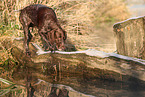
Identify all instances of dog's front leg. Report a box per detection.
[23,26,31,56]
[38,29,54,51]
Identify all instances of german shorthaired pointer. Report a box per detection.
[19,4,67,55]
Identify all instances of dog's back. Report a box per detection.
[20,4,56,28]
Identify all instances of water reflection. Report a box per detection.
[25,68,70,97]
[48,87,69,97]
[0,65,94,97]
[26,79,70,97]
[1,64,145,97]
[26,73,35,97]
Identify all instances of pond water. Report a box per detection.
[1,64,145,97]
[127,4,145,17]
[127,0,145,17]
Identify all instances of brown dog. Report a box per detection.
[19,4,67,55]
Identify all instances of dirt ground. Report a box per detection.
[67,23,116,53]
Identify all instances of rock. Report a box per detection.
[2,38,145,82]
[113,16,145,59]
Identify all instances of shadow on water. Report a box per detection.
[1,63,145,97]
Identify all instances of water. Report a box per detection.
[127,4,145,17]
[127,0,145,17]
[1,65,145,97]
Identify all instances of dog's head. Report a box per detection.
[55,29,67,51]
[46,29,67,51]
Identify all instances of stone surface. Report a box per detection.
[113,16,145,59]
[2,38,145,82]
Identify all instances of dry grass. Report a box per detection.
[0,0,130,63]
[0,0,129,35]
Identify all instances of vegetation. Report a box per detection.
[0,0,130,64]
[0,78,25,96]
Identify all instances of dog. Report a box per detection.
[19,4,67,55]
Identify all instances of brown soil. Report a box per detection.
[67,23,116,53]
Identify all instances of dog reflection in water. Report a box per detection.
[48,87,69,97]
